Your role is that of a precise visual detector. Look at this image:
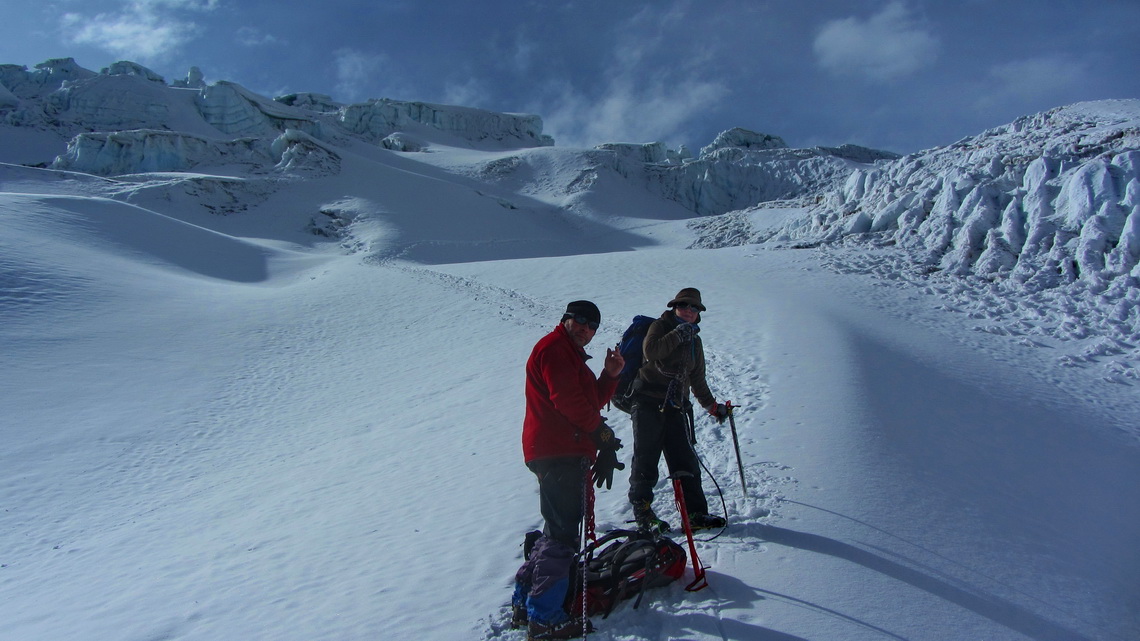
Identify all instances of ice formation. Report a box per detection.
[2,57,1138,303]
[0,58,556,170]
[788,101,1140,286]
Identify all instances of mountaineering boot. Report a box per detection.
[510,579,530,629]
[633,500,671,533]
[688,512,727,530]
[527,617,595,640]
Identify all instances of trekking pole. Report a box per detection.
[669,472,709,592]
[726,401,747,498]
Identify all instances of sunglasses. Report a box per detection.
[673,302,702,312]
[571,314,600,330]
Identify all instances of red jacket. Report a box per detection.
[522,324,618,463]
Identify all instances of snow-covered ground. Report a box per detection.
[2,58,1139,641]
[4,186,1138,641]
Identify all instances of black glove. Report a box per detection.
[592,447,625,489]
[710,402,730,423]
[590,418,621,450]
[674,322,699,341]
[591,418,624,489]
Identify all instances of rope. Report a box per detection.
[692,447,728,542]
[683,404,729,542]
[583,466,596,544]
[579,461,596,638]
[658,324,696,411]
[660,377,683,411]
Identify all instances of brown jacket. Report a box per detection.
[635,310,715,410]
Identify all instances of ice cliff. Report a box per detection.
[768,101,1140,289]
[3,57,1139,303]
[0,58,555,173]
[582,130,898,217]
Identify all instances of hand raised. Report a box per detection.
[603,346,625,377]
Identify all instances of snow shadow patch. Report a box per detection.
[751,524,1095,641]
[3,194,275,283]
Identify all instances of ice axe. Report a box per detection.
[670,471,709,592]
[726,401,747,498]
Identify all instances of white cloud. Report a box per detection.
[814,1,939,82]
[510,34,535,74]
[60,0,219,62]
[63,13,195,61]
[541,75,728,148]
[442,78,491,110]
[333,49,390,103]
[535,0,730,148]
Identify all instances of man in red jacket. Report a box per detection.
[513,300,624,639]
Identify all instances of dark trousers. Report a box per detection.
[627,400,709,515]
[529,457,587,545]
[514,457,587,625]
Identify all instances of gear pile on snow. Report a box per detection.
[564,529,687,619]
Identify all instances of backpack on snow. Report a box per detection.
[611,315,656,413]
[564,529,687,618]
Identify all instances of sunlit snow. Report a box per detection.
[2,58,1138,641]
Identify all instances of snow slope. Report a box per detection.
[2,57,1139,641]
[3,189,1137,640]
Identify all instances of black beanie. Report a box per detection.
[563,300,601,324]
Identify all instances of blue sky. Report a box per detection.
[3,0,1138,154]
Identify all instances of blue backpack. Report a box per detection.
[611,315,655,413]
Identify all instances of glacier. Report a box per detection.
[0,58,555,165]
[2,57,1139,310]
[2,55,1140,641]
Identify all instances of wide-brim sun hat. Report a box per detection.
[667,287,706,311]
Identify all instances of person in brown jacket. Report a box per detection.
[626,287,728,532]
